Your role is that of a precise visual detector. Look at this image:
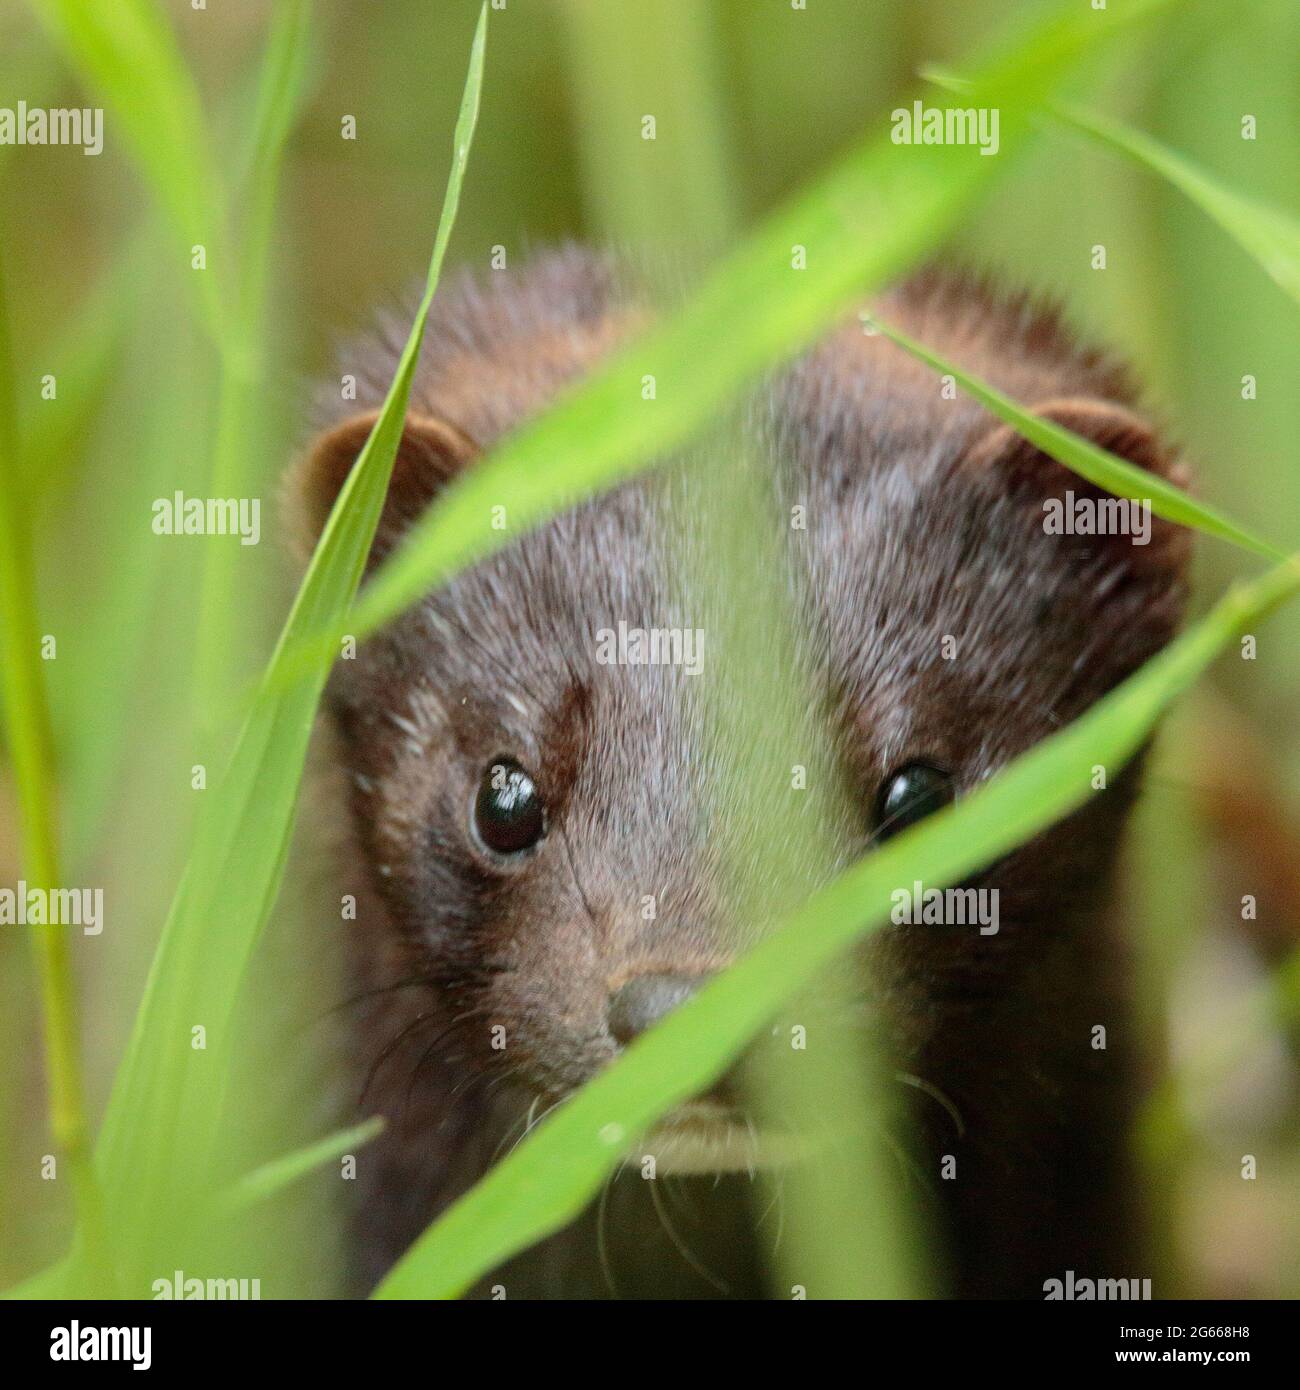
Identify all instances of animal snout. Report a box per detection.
[607,972,706,1046]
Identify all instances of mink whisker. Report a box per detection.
[648,1174,732,1295]
[359,1012,439,1108]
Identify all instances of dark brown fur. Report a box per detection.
[296,247,1190,1298]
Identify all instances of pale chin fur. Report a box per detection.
[632,1101,805,1177]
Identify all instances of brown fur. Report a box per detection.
[294,247,1189,1298]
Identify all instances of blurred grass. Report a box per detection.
[1052,103,1300,309]
[27,0,229,343]
[60,3,485,1297]
[870,316,1287,559]
[1,0,1297,1299]
[191,0,314,729]
[1154,0,1300,795]
[0,246,107,1286]
[376,554,1300,1298]
[560,0,911,1300]
[561,0,739,253]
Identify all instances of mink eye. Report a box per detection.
[474,758,547,856]
[873,761,955,842]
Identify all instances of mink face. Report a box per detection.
[298,248,1189,1296]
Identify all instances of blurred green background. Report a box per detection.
[1,0,1296,1296]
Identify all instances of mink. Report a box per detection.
[292,246,1190,1299]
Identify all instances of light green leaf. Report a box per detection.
[866,316,1286,560]
[216,1118,385,1216]
[921,63,1300,314]
[235,0,316,330]
[26,0,230,345]
[273,0,1189,676]
[375,554,1300,1299]
[76,3,489,1290]
[0,246,107,1278]
[192,0,316,724]
[1053,102,1300,311]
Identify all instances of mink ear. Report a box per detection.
[965,396,1191,576]
[292,410,479,568]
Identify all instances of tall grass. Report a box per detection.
[562,0,916,1300]
[378,554,1299,1297]
[3,0,1297,1299]
[868,316,1287,559]
[94,3,484,1295]
[0,248,108,1286]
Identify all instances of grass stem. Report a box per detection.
[0,247,111,1288]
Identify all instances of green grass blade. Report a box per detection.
[235,0,315,331]
[216,1118,384,1216]
[276,0,1189,671]
[26,0,230,346]
[866,316,1287,560]
[922,60,1300,315]
[562,3,911,1301]
[1053,102,1300,311]
[71,4,487,1290]
[560,0,739,250]
[15,239,139,509]
[192,0,316,725]
[376,554,1300,1299]
[0,250,107,1281]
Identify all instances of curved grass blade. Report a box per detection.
[375,554,1300,1299]
[266,0,1189,681]
[1053,102,1300,311]
[193,0,316,725]
[866,317,1286,560]
[0,251,108,1282]
[922,62,1300,316]
[234,0,315,333]
[215,1118,384,1217]
[54,4,489,1294]
[26,0,230,347]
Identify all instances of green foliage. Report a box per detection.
[3,0,1297,1302]
[218,1118,385,1217]
[868,317,1286,559]
[1053,103,1300,311]
[27,0,228,342]
[0,241,107,1284]
[11,2,487,1295]
[376,556,1299,1297]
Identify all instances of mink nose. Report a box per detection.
[607,973,702,1046]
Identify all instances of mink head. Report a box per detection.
[296,249,1190,1118]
